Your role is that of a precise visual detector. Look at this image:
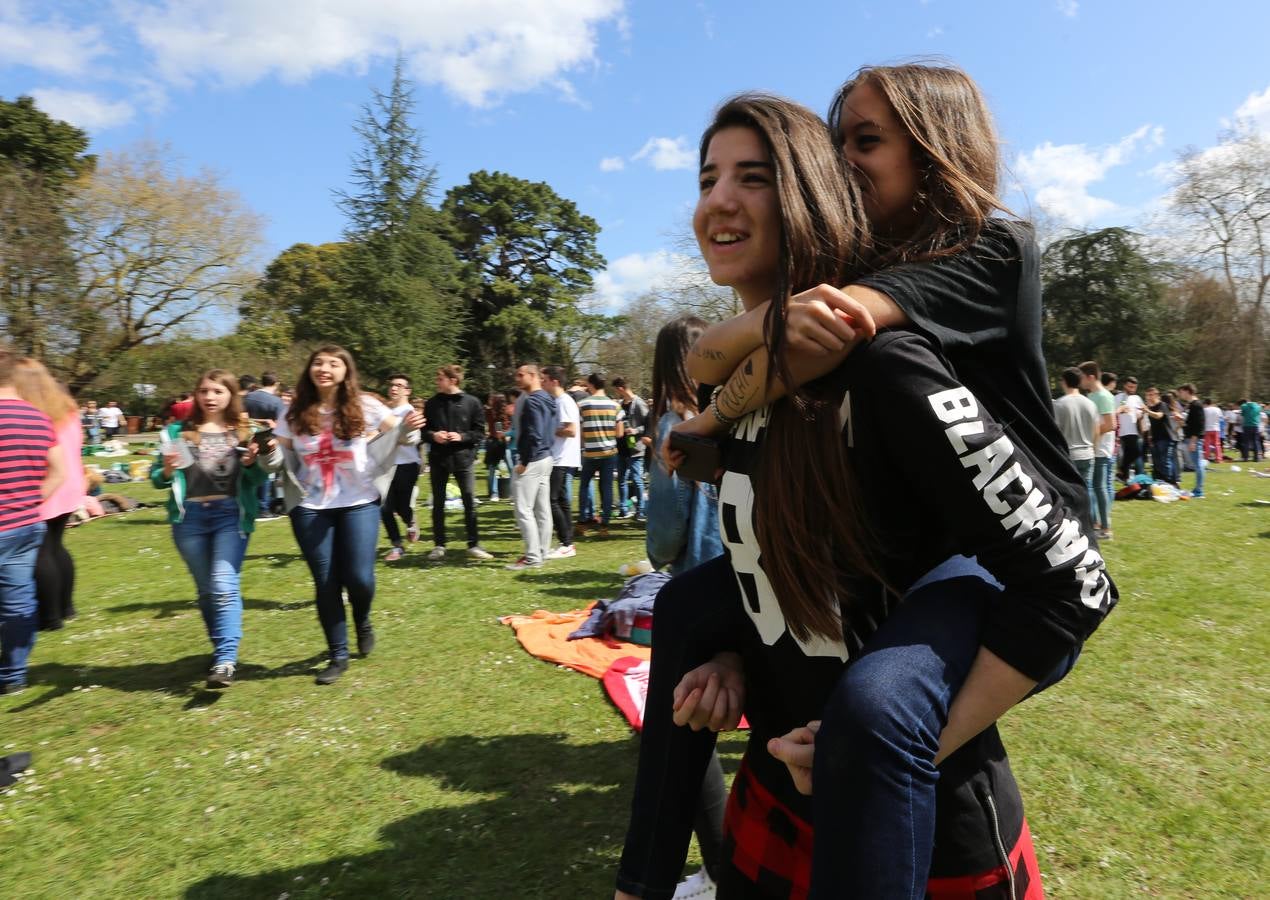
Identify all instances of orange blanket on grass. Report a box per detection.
[499,603,652,678]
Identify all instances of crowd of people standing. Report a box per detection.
[1052,361,1267,538]
[0,339,656,693]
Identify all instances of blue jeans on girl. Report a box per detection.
[810,555,1080,899]
[289,502,379,661]
[172,498,248,665]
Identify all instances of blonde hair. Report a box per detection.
[13,358,78,424]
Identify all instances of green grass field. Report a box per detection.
[3,459,1268,898]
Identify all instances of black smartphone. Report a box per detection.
[668,431,722,483]
[249,428,275,448]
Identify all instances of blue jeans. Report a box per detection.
[810,556,1079,899]
[1186,439,1205,496]
[289,502,380,660]
[172,498,248,664]
[1151,437,1176,484]
[0,521,46,688]
[579,455,617,524]
[1091,456,1113,529]
[619,455,646,516]
[1072,457,1094,523]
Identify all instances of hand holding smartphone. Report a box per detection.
[668,431,722,483]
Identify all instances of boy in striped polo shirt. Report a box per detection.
[0,348,64,694]
[576,372,623,534]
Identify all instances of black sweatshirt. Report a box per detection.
[421,392,486,461]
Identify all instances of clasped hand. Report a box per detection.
[672,652,746,732]
[783,284,876,356]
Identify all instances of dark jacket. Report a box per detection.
[422,391,486,463]
[1183,399,1205,439]
[516,389,558,465]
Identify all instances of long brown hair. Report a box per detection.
[288,344,366,439]
[651,315,708,423]
[13,358,78,425]
[701,95,886,643]
[188,369,244,427]
[829,62,1010,267]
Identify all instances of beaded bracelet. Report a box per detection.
[709,385,736,426]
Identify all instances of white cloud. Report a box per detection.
[1056,0,1078,17]
[926,25,944,38]
[1015,124,1164,225]
[29,87,134,130]
[1232,85,1270,135]
[599,156,625,172]
[632,136,694,171]
[123,0,625,108]
[0,6,110,76]
[592,250,689,310]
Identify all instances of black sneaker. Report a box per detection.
[356,623,376,658]
[315,658,349,685]
[206,662,236,688]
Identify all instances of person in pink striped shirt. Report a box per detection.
[0,347,64,694]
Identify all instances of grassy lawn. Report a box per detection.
[3,457,1268,898]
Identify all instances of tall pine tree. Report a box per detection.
[294,57,464,385]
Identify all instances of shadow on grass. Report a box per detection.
[107,597,311,618]
[183,730,754,899]
[10,651,328,713]
[185,731,636,899]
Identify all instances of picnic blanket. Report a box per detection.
[501,607,750,732]
[499,604,651,679]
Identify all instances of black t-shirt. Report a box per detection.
[1184,399,1205,438]
[856,220,1089,528]
[1148,401,1171,441]
[717,330,1118,840]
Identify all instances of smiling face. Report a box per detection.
[196,378,232,419]
[309,353,348,391]
[693,126,781,310]
[838,81,922,238]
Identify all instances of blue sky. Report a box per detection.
[4,0,1269,314]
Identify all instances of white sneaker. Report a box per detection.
[466,545,493,560]
[546,544,577,559]
[406,523,420,543]
[428,546,447,561]
[672,869,716,899]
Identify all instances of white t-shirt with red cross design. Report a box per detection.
[275,396,390,510]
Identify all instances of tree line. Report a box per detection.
[2,66,1268,407]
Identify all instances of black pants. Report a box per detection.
[35,513,75,630]
[617,556,744,899]
[550,466,574,547]
[1117,433,1141,481]
[429,454,479,547]
[380,462,420,546]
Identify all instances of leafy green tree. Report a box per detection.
[0,162,78,359]
[0,95,95,193]
[442,170,605,378]
[315,58,465,384]
[1041,227,1190,388]
[238,242,350,359]
[0,96,95,359]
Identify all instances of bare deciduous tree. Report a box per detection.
[60,142,264,393]
[1169,126,1270,396]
